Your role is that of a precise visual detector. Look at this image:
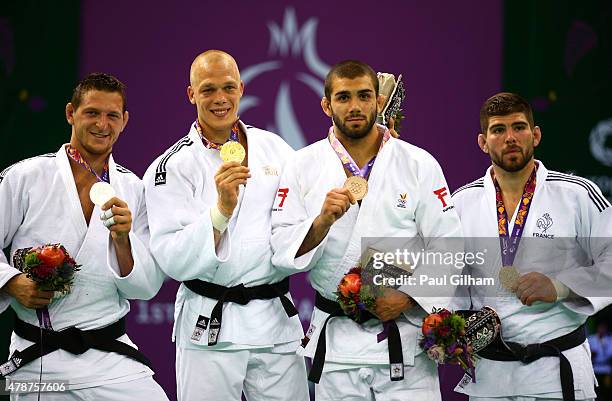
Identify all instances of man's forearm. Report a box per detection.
[296,216,330,257]
[113,237,134,276]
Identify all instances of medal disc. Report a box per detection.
[89,182,115,206]
[499,266,520,291]
[220,141,246,163]
[343,176,368,201]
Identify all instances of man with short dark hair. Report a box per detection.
[452,92,612,401]
[0,73,168,400]
[271,60,463,400]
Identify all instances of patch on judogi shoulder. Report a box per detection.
[191,315,209,341]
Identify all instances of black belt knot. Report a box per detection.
[183,277,298,346]
[0,317,151,378]
[308,292,404,384]
[479,325,585,401]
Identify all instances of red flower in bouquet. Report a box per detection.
[38,246,66,267]
[335,267,377,321]
[338,273,361,297]
[20,244,80,294]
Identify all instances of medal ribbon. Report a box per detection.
[327,125,391,179]
[65,145,110,183]
[195,120,240,151]
[493,164,537,267]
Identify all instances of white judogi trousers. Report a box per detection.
[176,346,309,401]
[315,353,441,401]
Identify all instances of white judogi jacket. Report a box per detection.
[271,130,463,367]
[143,121,303,350]
[452,161,612,399]
[0,146,165,389]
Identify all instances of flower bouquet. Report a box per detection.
[13,244,80,329]
[419,308,475,378]
[335,267,378,322]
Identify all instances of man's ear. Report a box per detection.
[533,126,542,148]
[321,97,332,117]
[66,103,75,125]
[376,94,385,114]
[121,111,130,131]
[478,133,488,153]
[187,86,196,105]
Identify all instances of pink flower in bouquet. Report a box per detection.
[31,264,55,279]
[338,273,361,297]
[426,345,446,364]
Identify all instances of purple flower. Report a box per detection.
[423,337,435,349]
[446,343,458,355]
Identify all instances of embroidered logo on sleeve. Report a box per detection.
[154,172,167,186]
[433,187,455,212]
[273,188,289,211]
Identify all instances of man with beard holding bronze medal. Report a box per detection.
[144,50,309,401]
[271,60,463,400]
[0,73,168,400]
[452,92,612,401]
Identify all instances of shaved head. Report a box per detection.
[189,50,240,87]
[187,50,244,139]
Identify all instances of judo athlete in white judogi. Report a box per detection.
[144,51,309,401]
[271,60,463,401]
[452,92,612,401]
[0,73,168,400]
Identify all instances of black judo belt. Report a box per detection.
[183,277,298,346]
[0,316,151,378]
[309,292,403,384]
[478,325,586,401]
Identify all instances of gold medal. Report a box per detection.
[220,141,246,163]
[499,266,520,292]
[343,176,368,201]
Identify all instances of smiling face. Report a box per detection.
[66,89,128,159]
[187,53,244,139]
[321,74,384,140]
[478,112,541,172]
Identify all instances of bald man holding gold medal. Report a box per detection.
[144,50,308,401]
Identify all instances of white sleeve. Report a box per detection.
[144,156,230,282]
[107,184,166,300]
[556,187,612,315]
[271,156,328,274]
[401,155,465,316]
[0,168,27,313]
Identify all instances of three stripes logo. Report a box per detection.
[154,136,193,186]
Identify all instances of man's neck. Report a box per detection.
[492,159,535,198]
[198,118,233,144]
[334,126,382,168]
[68,142,109,178]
